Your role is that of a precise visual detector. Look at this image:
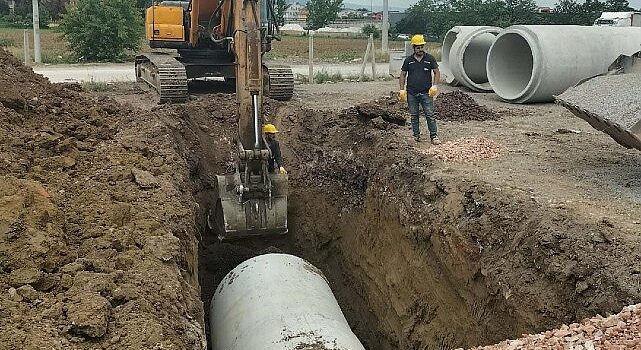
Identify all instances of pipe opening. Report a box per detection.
[442,31,458,66]
[487,32,534,99]
[463,32,497,85]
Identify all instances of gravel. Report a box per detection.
[461,303,641,350]
[556,73,641,150]
[421,136,504,162]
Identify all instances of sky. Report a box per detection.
[344,0,641,10]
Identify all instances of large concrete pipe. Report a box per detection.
[487,25,641,103]
[210,254,365,350]
[447,26,501,92]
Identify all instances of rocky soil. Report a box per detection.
[0,49,206,350]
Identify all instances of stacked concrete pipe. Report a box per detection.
[442,26,501,91]
[210,254,366,350]
[487,25,641,103]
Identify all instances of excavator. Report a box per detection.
[135,0,294,103]
[137,0,289,239]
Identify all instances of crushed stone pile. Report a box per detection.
[0,48,206,349]
[435,91,499,122]
[463,303,641,350]
[556,73,641,151]
[422,136,504,162]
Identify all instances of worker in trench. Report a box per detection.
[399,34,442,145]
[263,123,287,175]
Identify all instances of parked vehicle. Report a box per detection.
[593,12,641,27]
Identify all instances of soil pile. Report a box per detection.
[0,49,206,349]
[422,136,504,162]
[465,303,641,349]
[435,91,498,121]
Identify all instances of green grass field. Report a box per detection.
[0,28,442,64]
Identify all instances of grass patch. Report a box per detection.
[314,70,343,84]
[81,81,112,92]
[0,27,75,63]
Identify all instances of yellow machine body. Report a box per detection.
[145,6,185,42]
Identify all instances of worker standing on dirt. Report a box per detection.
[263,123,287,175]
[399,34,442,145]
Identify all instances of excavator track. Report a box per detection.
[135,53,188,103]
[266,66,294,101]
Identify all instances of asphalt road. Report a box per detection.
[33,62,395,83]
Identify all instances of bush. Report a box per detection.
[59,0,143,61]
[362,23,380,39]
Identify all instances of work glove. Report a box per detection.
[279,166,287,175]
[398,90,407,102]
[428,85,438,98]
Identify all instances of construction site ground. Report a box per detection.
[1,47,641,350]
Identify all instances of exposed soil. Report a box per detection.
[435,90,498,122]
[2,49,641,350]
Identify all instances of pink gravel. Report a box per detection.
[460,304,641,350]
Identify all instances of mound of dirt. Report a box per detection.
[0,49,206,349]
[435,91,498,121]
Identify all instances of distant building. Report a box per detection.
[536,6,554,13]
[284,2,308,22]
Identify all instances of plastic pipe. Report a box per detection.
[448,26,501,92]
[487,25,641,103]
[210,254,366,350]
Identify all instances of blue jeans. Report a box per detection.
[408,92,437,139]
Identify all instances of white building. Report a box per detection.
[284,2,308,22]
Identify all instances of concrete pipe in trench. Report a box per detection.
[210,253,366,350]
[486,25,641,103]
[441,26,500,88]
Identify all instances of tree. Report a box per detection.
[0,1,9,16]
[274,0,290,27]
[306,0,343,30]
[605,0,632,11]
[60,0,143,61]
[504,0,537,24]
[362,23,381,38]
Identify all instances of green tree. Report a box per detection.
[60,0,143,61]
[306,0,343,30]
[504,0,537,24]
[274,0,290,27]
[362,23,381,38]
[605,0,632,11]
[0,1,9,16]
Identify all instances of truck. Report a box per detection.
[593,12,641,27]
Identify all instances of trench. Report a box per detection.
[173,92,641,350]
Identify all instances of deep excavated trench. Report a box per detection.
[173,93,641,350]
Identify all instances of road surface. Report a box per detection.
[33,62,396,83]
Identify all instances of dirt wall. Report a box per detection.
[0,50,205,350]
[276,102,641,349]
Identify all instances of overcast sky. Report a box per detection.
[347,0,641,10]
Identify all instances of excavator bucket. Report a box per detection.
[209,173,288,240]
[556,51,641,151]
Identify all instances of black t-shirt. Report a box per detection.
[266,138,283,173]
[401,54,439,94]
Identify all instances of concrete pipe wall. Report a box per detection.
[210,253,365,350]
[448,26,501,92]
[487,25,641,103]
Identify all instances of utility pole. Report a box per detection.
[32,0,41,63]
[382,0,389,53]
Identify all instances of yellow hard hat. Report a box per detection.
[410,34,426,46]
[262,123,278,134]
